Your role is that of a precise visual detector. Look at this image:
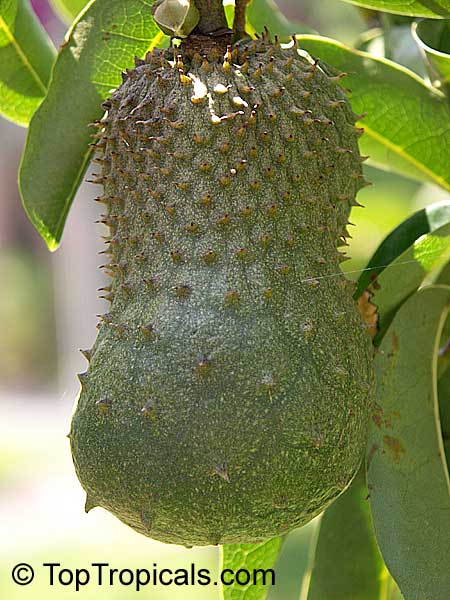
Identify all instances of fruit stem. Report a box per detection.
[193,0,229,35]
[233,0,248,37]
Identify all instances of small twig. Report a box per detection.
[233,0,248,37]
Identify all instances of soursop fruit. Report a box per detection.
[69,34,374,546]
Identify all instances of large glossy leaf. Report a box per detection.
[412,19,450,86]
[341,0,450,18]
[222,537,284,600]
[355,200,450,298]
[246,0,313,39]
[297,35,450,191]
[19,0,163,251]
[370,221,450,342]
[49,0,87,23]
[0,0,55,125]
[302,468,402,600]
[367,285,450,599]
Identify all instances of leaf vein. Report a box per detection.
[362,122,450,191]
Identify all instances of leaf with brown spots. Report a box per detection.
[357,290,378,339]
[382,435,405,463]
[367,285,450,600]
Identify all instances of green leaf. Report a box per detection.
[222,537,284,600]
[370,221,450,342]
[302,468,401,600]
[0,0,55,126]
[412,19,450,86]
[49,0,87,23]
[355,200,450,298]
[341,0,450,18]
[367,285,450,600]
[436,295,450,377]
[18,0,164,251]
[435,265,450,466]
[438,362,450,467]
[297,35,450,190]
[266,525,315,600]
[246,0,313,39]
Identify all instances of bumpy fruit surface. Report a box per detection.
[70,36,374,546]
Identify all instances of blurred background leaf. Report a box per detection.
[246,0,313,38]
[266,524,314,600]
[368,285,450,599]
[222,537,284,600]
[0,0,55,125]
[0,248,56,385]
[438,359,450,467]
[19,0,163,251]
[353,13,426,77]
[384,24,424,74]
[340,0,450,18]
[412,18,450,88]
[298,35,450,190]
[301,468,402,600]
[380,13,427,75]
[48,0,87,23]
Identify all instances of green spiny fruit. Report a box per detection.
[70,35,374,546]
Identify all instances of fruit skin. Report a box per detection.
[70,36,374,546]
